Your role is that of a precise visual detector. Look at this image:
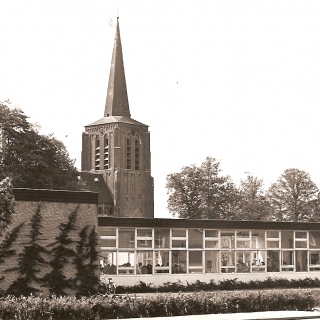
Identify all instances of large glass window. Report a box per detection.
[118,228,135,248]
[295,231,308,248]
[236,251,250,273]
[221,251,235,273]
[309,251,320,271]
[236,231,250,249]
[205,229,219,248]
[252,250,266,272]
[295,250,308,272]
[220,231,235,249]
[100,238,116,247]
[252,230,265,249]
[100,227,117,248]
[155,251,170,273]
[172,229,187,248]
[155,229,170,248]
[98,227,320,275]
[172,250,186,273]
[136,251,153,274]
[188,229,203,248]
[172,229,186,237]
[267,250,280,272]
[281,231,294,248]
[189,251,203,273]
[137,229,153,248]
[205,251,219,273]
[267,231,280,248]
[100,251,117,275]
[309,231,320,249]
[281,251,294,271]
[118,251,135,274]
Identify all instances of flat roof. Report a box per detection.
[98,217,320,231]
[14,188,98,204]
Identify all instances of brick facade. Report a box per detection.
[0,189,99,295]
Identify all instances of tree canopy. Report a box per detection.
[166,157,320,222]
[267,168,320,222]
[236,175,269,221]
[0,101,83,190]
[166,157,238,219]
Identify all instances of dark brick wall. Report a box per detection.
[0,189,99,295]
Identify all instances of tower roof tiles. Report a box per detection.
[86,115,147,127]
[104,17,130,118]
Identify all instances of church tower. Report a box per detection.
[81,18,154,218]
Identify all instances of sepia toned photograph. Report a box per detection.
[1,1,320,319]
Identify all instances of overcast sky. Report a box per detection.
[1,0,320,218]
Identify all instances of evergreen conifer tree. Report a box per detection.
[0,223,24,282]
[42,206,78,295]
[7,203,48,295]
[74,225,99,296]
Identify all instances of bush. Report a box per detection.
[0,289,317,319]
[116,277,320,294]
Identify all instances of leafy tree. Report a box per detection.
[7,203,48,295]
[236,174,269,220]
[166,157,238,219]
[42,207,78,295]
[0,177,15,236]
[266,168,319,222]
[0,101,84,190]
[74,226,99,296]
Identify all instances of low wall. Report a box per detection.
[0,188,99,295]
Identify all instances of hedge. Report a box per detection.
[0,289,317,319]
[115,277,320,293]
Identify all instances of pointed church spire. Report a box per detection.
[104,17,131,118]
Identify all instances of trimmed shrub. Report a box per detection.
[116,277,320,294]
[0,289,317,319]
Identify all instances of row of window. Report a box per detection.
[100,227,320,250]
[100,249,320,275]
[99,227,320,275]
[93,135,141,171]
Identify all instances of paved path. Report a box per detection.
[125,310,320,320]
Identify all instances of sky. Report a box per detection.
[1,0,320,218]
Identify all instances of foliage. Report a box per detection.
[7,203,48,296]
[115,277,320,294]
[42,207,78,295]
[0,101,84,190]
[0,177,15,237]
[236,174,269,220]
[0,223,24,265]
[267,168,320,222]
[74,226,99,296]
[166,157,238,219]
[0,289,316,319]
[166,157,320,222]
